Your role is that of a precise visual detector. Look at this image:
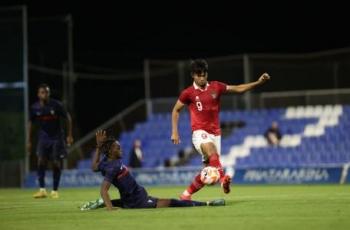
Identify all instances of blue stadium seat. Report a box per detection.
[102,105,350,169]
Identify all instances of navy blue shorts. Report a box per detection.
[138,196,158,208]
[36,138,67,161]
[121,196,158,209]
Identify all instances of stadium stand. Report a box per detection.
[77,105,350,169]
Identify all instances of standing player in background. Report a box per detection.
[171,59,270,200]
[27,84,73,198]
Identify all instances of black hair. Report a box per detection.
[190,59,208,75]
[37,83,50,91]
[100,136,118,156]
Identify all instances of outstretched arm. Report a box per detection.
[100,180,114,211]
[91,130,107,171]
[226,73,270,94]
[171,100,185,145]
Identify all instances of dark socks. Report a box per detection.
[169,199,207,207]
[38,164,46,188]
[52,166,61,191]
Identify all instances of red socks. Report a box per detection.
[186,173,205,194]
[184,153,224,196]
[208,153,224,179]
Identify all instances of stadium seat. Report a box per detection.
[78,104,349,169]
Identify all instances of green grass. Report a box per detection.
[0,185,349,230]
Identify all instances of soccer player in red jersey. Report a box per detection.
[171,59,270,200]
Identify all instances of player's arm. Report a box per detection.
[65,112,74,146]
[92,130,106,171]
[171,100,185,144]
[226,73,270,94]
[100,180,114,211]
[27,121,33,155]
[57,101,74,146]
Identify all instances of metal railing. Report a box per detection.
[65,99,146,168]
[260,88,350,108]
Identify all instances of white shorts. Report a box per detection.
[192,130,221,162]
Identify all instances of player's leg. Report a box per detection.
[157,198,206,207]
[200,136,231,194]
[213,135,231,193]
[37,157,47,189]
[180,172,205,200]
[180,130,227,200]
[50,139,67,198]
[33,141,48,198]
[156,198,225,208]
[51,159,62,198]
[33,157,48,198]
[201,142,224,176]
[180,130,211,200]
[214,136,232,193]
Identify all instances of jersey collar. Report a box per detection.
[193,82,210,91]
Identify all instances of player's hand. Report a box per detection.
[66,135,74,147]
[96,130,107,148]
[258,73,271,84]
[26,141,32,155]
[171,132,181,145]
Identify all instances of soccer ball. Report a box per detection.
[200,166,220,185]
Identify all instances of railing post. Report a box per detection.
[243,54,252,110]
[144,59,152,118]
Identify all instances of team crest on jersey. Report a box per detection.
[210,91,217,99]
[201,133,208,139]
[195,96,200,101]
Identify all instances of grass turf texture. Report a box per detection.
[0,185,349,230]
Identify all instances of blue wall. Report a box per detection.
[24,164,349,188]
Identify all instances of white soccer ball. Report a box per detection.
[200,166,220,185]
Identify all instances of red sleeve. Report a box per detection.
[214,81,227,95]
[178,89,190,105]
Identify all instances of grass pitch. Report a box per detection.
[0,185,349,230]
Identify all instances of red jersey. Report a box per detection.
[178,81,227,135]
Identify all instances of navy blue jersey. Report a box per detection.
[30,99,67,139]
[98,157,148,208]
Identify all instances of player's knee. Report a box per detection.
[201,142,217,156]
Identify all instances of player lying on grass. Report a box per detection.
[80,130,225,211]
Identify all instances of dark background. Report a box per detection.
[2,1,349,66]
[1,1,350,137]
